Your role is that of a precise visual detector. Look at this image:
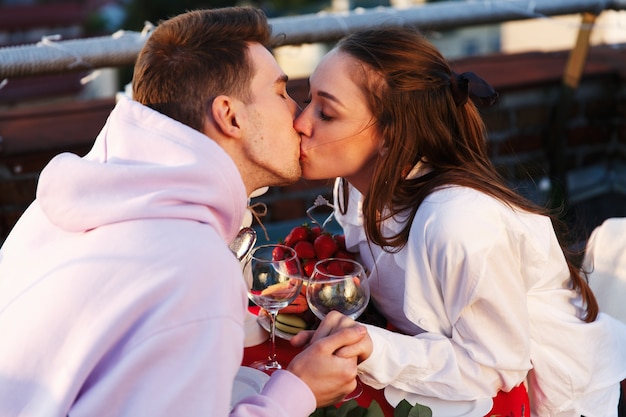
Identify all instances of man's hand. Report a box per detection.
[287,311,373,407]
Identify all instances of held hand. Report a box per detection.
[286,323,369,407]
[290,329,315,347]
[291,311,373,363]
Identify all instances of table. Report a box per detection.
[242,309,530,417]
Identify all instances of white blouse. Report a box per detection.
[334,179,626,417]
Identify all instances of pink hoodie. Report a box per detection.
[0,97,315,417]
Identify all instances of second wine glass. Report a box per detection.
[243,244,304,373]
[306,257,370,399]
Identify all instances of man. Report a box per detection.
[0,7,367,417]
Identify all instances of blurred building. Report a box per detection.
[276,3,626,78]
[502,11,626,54]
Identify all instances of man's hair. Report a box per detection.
[132,7,271,132]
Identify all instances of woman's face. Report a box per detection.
[295,50,381,193]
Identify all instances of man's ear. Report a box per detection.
[210,95,243,138]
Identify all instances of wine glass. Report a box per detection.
[306,257,370,399]
[243,244,305,373]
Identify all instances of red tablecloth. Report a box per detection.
[242,310,530,417]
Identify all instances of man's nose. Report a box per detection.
[293,107,309,136]
[289,96,302,118]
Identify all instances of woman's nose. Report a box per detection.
[293,106,310,136]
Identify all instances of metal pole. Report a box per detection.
[0,0,623,79]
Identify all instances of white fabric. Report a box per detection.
[0,97,316,417]
[334,179,626,417]
[583,217,626,324]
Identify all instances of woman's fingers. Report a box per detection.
[308,310,356,344]
[290,329,315,347]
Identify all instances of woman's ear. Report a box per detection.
[210,95,243,138]
[378,138,388,157]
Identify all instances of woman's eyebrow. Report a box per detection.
[316,90,345,108]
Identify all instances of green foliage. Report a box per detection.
[395,400,432,417]
[309,399,432,417]
[310,400,384,417]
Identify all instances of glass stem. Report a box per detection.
[267,310,279,367]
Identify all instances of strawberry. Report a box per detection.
[284,225,309,247]
[337,259,355,274]
[335,250,356,260]
[310,225,322,240]
[302,258,317,277]
[334,234,347,251]
[294,240,315,259]
[272,245,286,261]
[326,260,345,276]
[284,259,301,276]
[314,234,338,260]
[315,262,329,275]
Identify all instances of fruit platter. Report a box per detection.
[261,195,361,338]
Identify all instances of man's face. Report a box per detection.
[240,43,302,190]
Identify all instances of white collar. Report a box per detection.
[405,160,432,180]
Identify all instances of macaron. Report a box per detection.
[275,313,308,335]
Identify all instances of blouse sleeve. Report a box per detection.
[358,190,534,400]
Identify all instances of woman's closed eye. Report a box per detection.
[317,110,332,121]
[302,98,333,122]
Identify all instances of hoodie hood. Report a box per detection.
[37,97,247,243]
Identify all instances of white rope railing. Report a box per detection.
[0,0,625,79]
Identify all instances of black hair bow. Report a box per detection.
[450,71,498,107]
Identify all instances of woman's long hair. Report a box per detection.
[336,28,598,322]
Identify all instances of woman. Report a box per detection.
[293,28,626,416]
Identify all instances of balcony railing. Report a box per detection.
[0,0,625,79]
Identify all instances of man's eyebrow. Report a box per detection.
[275,74,289,85]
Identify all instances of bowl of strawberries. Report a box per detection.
[259,196,360,338]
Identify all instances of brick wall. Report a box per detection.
[1,44,625,243]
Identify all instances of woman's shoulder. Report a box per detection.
[422,186,506,217]
[416,186,550,246]
[415,187,518,242]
